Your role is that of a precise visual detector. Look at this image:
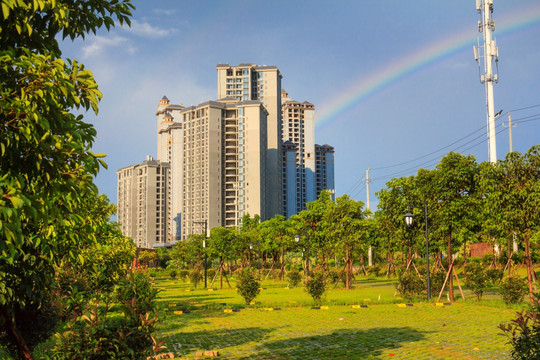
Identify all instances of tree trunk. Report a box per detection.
[220,257,223,289]
[345,243,350,290]
[524,235,535,304]
[447,232,454,302]
[1,307,34,360]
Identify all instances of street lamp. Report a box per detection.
[404,204,431,301]
[295,234,310,277]
[194,220,208,289]
[404,212,413,226]
[202,239,207,289]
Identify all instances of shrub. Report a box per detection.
[169,269,177,280]
[485,268,504,286]
[428,268,446,297]
[287,270,302,288]
[207,268,216,281]
[189,269,203,289]
[499,294,540,360]
[396,271,424,300]
[178,269,190,281]
[463,262,487,300]
[236,267,260,304]
[304,272,326,303]
[500,276,528,304]
[51,271,166,359]
[326,268,341,284]
[368,264,382,277]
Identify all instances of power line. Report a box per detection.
[508,103,540,113]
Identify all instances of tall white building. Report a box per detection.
[156,96,184,241]
[116,157,169,248]
[216,63,283,219]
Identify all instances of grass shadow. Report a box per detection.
[243,326,428,359]
[164,326,275,356]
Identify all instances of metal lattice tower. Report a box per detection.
[474,0,500,163]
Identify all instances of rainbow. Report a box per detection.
[316,5,540,131]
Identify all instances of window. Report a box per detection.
[242,69,249,75]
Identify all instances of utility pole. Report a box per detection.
[474,0,499,163]
[502,112,515,153]
[364,169,374,266]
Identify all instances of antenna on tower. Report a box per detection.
[474,0,499,163]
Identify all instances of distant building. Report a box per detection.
[116,156,169,248]
[315,144,335,200]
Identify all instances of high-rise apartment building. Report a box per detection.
[315,144,335,198]
[156,96,184,241]
[281,90,317,216]
[116,157,169,248]
[178,99,268,238]
[217,63,283,219]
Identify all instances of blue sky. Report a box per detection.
[60,0,540,210]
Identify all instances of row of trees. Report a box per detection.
[166,147,540,303]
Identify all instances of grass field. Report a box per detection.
[154,274,525,359]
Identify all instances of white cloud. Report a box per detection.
[153,8,177,16]
[127,19,176,38]
[82,34,136,58]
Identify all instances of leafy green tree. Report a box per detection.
[417,152,480,302]
[258,214,292,279]
[208,227,236,288]
[376,176,421,270]
[326,195,368,289]
[0,1,133,357]
[479,146,540,303]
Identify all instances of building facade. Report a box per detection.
[315,144,335,199]
[217,63,283,219]
[116,157,169,248]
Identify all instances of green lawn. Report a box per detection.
[154,275,523,359]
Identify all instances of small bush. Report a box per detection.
[207,268,216,280]
[463,262,487,300]
[148,270,158,278]
[326,268,341,284]
[236,267,260,304]
[500,275,528,304]
[499,294,540,360]
[189,269,203,288]
[304,272,326,303]
[178,269,189,281]
[396,271,424,300]
[368,264,382,277]
[51,271,166,359]
[485,268,504,286]
[287,270,302,288]
[428,269,446,297]
[169,269,177,280]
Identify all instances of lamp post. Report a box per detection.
[203,239,207,289]
[194,220,208,289]
[295,233,310,277]
[404,204,431,301]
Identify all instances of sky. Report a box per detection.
[60,0,540,211]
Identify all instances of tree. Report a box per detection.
[417,152,480,302]
[0,1,134,358]
[479,146,540,303]
[326,195,368,289]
